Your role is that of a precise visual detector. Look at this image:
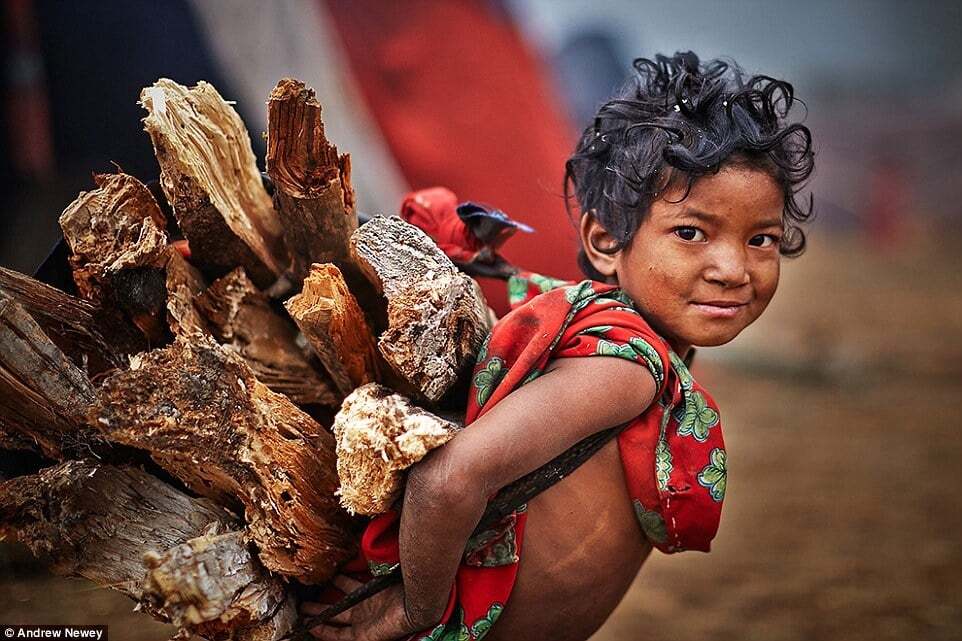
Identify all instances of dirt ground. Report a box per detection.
[2,233,961,640]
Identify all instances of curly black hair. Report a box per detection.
[564,51,815,280]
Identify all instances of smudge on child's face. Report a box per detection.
[612,166,783,356]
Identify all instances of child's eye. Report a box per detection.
[748,234,779,248]
[674,226,706,242]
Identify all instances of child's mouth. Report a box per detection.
[691,301,748,319]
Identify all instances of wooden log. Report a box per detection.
[0,460,293,640]
[142,530,297,641]
[266,78,357,284]
[90,335,356,583]
[0,267,145,376]
[333,383,459,515]
[195,267,338,407]
[140,79,287,289]
[0,293,100,459]
[350,216,490,402]
[58,172,169,302]
[284,264,378,398]
[0,460,235,597]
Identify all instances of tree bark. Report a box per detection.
[266,78,356,285]
[350,216,490,402]
[195,267,339,407]
[284,263,378,398]
[89,335,356,584]
[141,79,287,289]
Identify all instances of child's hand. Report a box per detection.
[302,575,421,641]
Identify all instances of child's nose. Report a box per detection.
[703,243,750,287]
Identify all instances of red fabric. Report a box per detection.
[361,280,726,639]
[322,0,581,315]
[399,187,483,263]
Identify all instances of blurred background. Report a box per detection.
[1,1,960,640]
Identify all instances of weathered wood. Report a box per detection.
[0,460,235,595]
[142,530,297,641]
[90,335,356,583]
[164,249,211,338]
[141,79,287,288]
[284,264,378,398]
[0,267,145,376]
[333,383,458,515]
[59,172,169,301]
[0,293,99,459]
[350,216,490,402]
[195,267,338,407]
[266,78,357,284]
[0,460,293,640]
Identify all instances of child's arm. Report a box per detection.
[400,354,659,628]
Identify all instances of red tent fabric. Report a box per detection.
[322,0,581,314]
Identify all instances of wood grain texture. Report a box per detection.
[333,383,458,515]
[284,263,378,398]
[350,216,490,402]
[266,78,357,284]
[90,335,355,583]
[0,293,99,459]
[196,267,338,407]
[141,79,287,288]
[0,267,145,376]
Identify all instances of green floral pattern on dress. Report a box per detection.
[473,357,506,407]
[507,276,531,307]
[470,603,504,640]
[464,516,519,567]
[367,561,399,577]
[655,437,673,492]
[698,448,727,502]
[529,273,570,294]
[419,607,470,641]
[675,390,720,443]
[633,499,668,544]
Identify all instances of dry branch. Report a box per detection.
[164,248,210,337]
[141,79,287,288]
[350,216,490,401]
[142,530,297,641]
[266,78,357,284]
[0,267,145,376]
[333,383,459,515]
[284,263,378,398]
[195,267,338,406]
[0,293,99,459]
[90,335,355,583]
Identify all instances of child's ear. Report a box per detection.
[579,211,620,279]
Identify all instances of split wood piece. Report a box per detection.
[0,293,99,459]
[140,78,287,289]
[90,336,356,583]
[0,267,145,376]
[0,460,235,600]
[164,248,210,337]
[195,267,338,407]
[266,78,357,284]
[58,172,169,301]
[284,264,378,398]
[142,530,297,641]
[350,216,490,402]
[333,383,459,515]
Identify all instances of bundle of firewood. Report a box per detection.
[0,77,492,640]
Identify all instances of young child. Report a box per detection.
[305,51,814,641]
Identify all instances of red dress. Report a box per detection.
[361,275,727,640]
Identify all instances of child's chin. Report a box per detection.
[690,327,744,348]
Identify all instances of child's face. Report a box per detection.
[581,166,784,355]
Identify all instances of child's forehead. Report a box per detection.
[650,168,784,225]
